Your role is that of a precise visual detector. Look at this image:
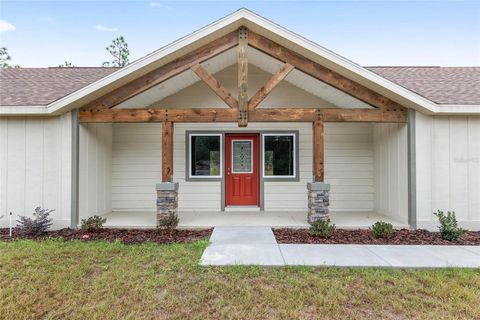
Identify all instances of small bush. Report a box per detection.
[309,219,336,238]
[81,215,107,232]
[16,207,54,235]
[434,210,465,241]
[157,214,179,230]
[370,221,394,239]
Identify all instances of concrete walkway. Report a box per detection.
[200,226,480,268]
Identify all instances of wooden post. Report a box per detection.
[313,118,324,182]
[238,27,248,127]
[162,121,174,182]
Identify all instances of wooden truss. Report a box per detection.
[79,28,407,182]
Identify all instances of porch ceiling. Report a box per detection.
[115,46,373,110]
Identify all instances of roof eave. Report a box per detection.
[0,106,50,115]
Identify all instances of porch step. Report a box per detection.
[224,206,260,212]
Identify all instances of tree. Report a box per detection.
[0,47,19,68]
[102,36,129,67]
[58,61,75,67]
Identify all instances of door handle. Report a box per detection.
[227,167,231,175]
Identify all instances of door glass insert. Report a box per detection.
[232,140,252,173]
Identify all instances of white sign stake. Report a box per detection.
[9,212,13,237]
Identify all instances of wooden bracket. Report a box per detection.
[248,63,294,110]
[191,64,238,108]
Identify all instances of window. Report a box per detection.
[262,134,296,178]
[189,134,222,178]
[231,140,253,173]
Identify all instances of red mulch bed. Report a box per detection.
[0,228,212,245]
[273,228,480,245]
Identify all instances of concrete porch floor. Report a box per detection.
[101,210,409,229]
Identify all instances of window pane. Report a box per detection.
[191,135,221,176]
[264,135,294,176]
[232,140,252,173]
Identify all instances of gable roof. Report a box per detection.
[1,9,479,115]
[1,66,479,108]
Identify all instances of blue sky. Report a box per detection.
[0,1,479,67]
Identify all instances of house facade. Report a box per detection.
[1,9,479,230]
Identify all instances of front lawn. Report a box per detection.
[1,240,479,319]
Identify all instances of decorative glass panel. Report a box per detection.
[263,135,294,177]
[191,135,221,177]
[232,140,252,173]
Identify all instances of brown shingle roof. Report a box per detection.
[1,66,479,107]
[366,67,480,105]
[0,67,119,106]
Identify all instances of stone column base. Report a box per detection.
[307,182,330,224]
[156,182,179,228]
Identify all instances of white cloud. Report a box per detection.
[150,2,171,9]
[95,24,118,32]
[0,20,16,33]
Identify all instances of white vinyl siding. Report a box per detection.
[373,123,408,223]
[79,123,112,218]
[325,123,375,212]
[416,114,480,230]
[0,114,72,228]
[111,123,162,211]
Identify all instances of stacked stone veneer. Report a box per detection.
[156,182,179,227]
[307,182,331,224]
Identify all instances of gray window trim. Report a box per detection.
[261,132,300,182]
[185,130,300,211]
[185,131,223,182]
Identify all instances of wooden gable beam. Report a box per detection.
[248,63,294,111]
[81,31,238,111]
[190,64,238,109]
[248,31,406,111]
[238,27,249,127]
[79,108,238,123]
[80,107,406,123]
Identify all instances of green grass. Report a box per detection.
[1,240,479,319]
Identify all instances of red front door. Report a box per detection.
[225,134,259,206]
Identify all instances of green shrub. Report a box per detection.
[309,219,335,238]
[157,214,179,230]
[434,210,465,241]
[16,207,54,235]
[370,221,394,239]
[81,215,107,232]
